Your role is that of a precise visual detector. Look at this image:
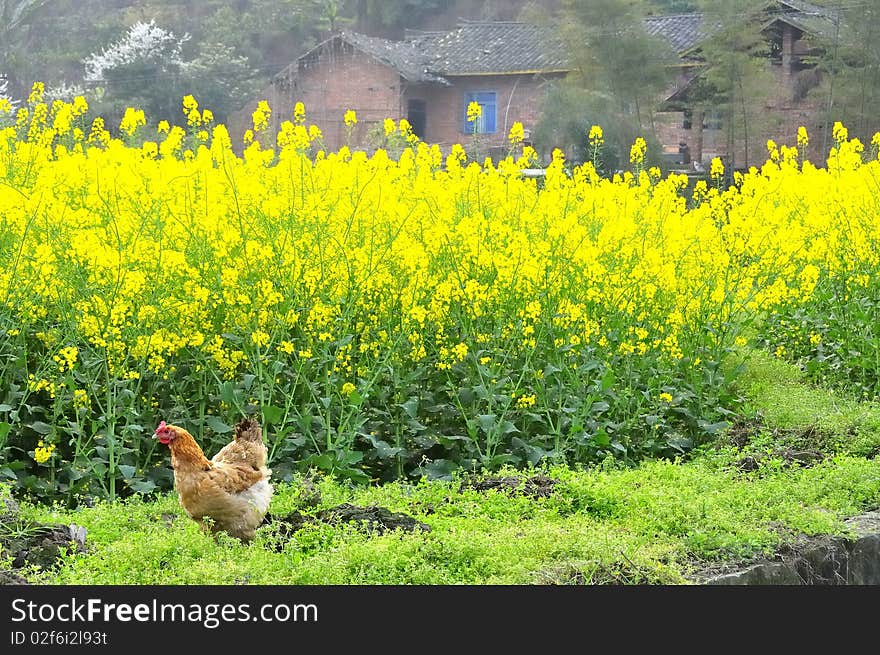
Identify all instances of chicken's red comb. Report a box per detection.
[155,420,167,432]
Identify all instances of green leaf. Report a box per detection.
[363,433,404,459]
[129,479,157,494]
[0,404,12,412]
[499,420,519,435]
[666,435,694,453]
[477,414,497,434]
[117,464,136,479]
[308,453,335,471]
[0,467,16,480]
[338,467,370,485]
[398,397,420,419]
[0,422,10,441]
[30,421,53,435]
[339,450,364,466]
[542,363,562,378]
[205,416,232,434]
[419,458,458,480]
[698,420,730,435]
[220,381,237,405]
[261,405,284,425]
[601,369,616,391]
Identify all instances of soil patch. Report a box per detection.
[0,513,87,579]
[734,447,824,473]
[459,474,558,499]
[260,503,431,550]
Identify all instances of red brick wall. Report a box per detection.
[229,54,563,158]
[228,41,405,151]
[405,73,563,155]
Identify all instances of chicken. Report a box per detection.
[211,417,268,471]
[154,418,273,542]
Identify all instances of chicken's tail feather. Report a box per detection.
[234,416,263,442]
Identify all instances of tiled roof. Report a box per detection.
[284,1,841,87]
[644,13,710,54]
[776,0,837,20]
[426,21,571,76]
[645,1,841,55]
[315,31,447,84]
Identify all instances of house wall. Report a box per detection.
[230,59,563,158]
[228,42,406,151]
[405,72,563,157]
[654,21,828,170]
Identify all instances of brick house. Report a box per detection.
[230,21,570,156]
[647,0,841,169]
[232,1,839,168]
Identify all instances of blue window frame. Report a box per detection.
[463,91,497,134]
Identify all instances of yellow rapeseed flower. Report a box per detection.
[119,107,146,137]
[466,101,482,124]
[629,137,647,165]
[797,126,809,148]
[710,157,724,181]
[33,440,55,464]
[508,121,525,145]
[294,101,306,124]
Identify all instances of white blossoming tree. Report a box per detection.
[0,74,15,108]
[83,20,190,120]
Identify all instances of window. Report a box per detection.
[683,109,723,131]
[463,91,497,134]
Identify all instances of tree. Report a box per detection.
[692,0,777,169]
[181,43,260,122]
[543,0,675,166]
[532,82,664,171]
[0,74,16,110]
[0,0,51,91]
[647,0,698,12]
[350,0,452,35]
[83,20,190,123]
[813,1,880,149]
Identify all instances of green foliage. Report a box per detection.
[758,258,880,404]
[647,0,698,12]
[692,0,779,168]
[809,0,880,147]
[547,0,675,167]
[532,82,665,170]
[12,451,880,584]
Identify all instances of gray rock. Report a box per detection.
[702,511,880,585]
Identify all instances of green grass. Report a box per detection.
[735,348,880,457]
[4,348,880,585]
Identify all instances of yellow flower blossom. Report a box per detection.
[508,121,525,145]
[33,440,55,464]
[466,101,482,125]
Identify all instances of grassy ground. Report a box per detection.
[5,350,880,584]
